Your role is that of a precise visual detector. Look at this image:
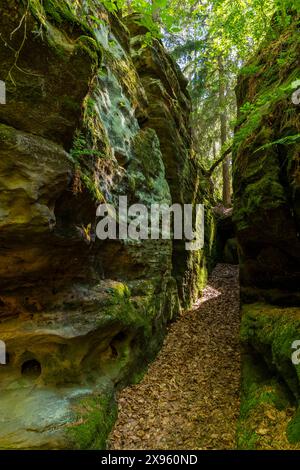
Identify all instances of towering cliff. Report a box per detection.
[0,0,216,449]
[233,13,300,448]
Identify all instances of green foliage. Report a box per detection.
[101,0,119,13]
[240,65,262,76]
[70,131,104,161]
[70,131,105,202]
[234,68,300,152]
[158,1,277,199]
[133,0,299,200]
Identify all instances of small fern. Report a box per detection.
[255,133,300,153]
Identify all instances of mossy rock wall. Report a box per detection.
[0,1,216,449]
[233,13,300,305]
[234,13,300,448]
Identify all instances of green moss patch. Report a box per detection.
[67,393,117,449]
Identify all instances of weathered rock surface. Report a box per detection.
[0,1,216,449]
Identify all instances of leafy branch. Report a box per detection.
[254,134,300,153]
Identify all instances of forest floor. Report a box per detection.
[109,264,241,450]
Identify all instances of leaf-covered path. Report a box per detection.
[109,264,241,450]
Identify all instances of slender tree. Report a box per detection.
[218,55,231,207]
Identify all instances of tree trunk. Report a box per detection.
[151,0,161,22]
[218,55,231,207]
[126,0,133,13]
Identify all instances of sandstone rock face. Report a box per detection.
[233,14,300,448]
[233,15,300,306]
[0,1,216,449]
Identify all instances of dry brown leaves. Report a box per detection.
[245,401,300,450]
[109,264,241,450]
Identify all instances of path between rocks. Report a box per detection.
[109,264,241,450]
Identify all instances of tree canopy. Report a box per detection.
[102,0,299,202]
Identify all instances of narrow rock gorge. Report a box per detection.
[0,0,216,449]
[1,0,299,453]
